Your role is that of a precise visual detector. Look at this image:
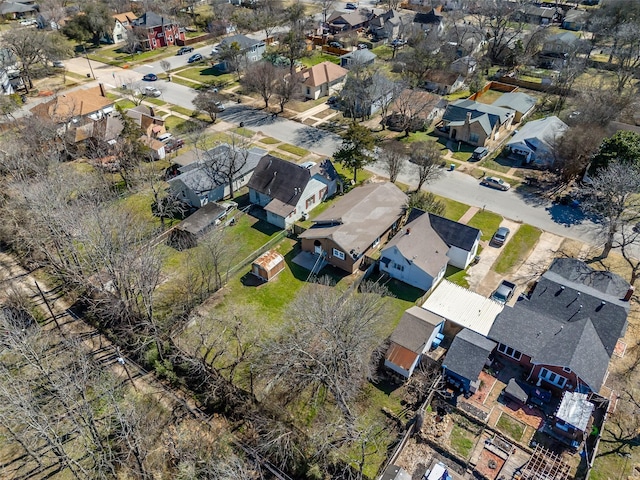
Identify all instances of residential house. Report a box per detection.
[385,307,444,378]
[384,89,446,132]
[125,105,165,137]
[29,84,117,143]
[513,4,558,25]
[505,116,568,167]
[299,182,407,273]
[131,12,185,50]
[110,11,137,44]
[340,49,377,70]
[443,328,496,394]
[138,135,165,160]
[299,61,348,100]
[0,48,17,94]
[443,25,486,58]
[218,34,266,72]
[562,9,589,31]
[538,32,580,68]
[380,209,480,291]
[421,280,504,337]
[168,202,229,250]
[438,99,515,147]
[369,9,411,41]
[0,0,35,18]
[381,465,411,480]
[551,392,594,448]
[450,56,477,76]
[424,71,465,95]
[488,258,632,394]
[413,7,444,34]
[248,156,339,229]
[491,91,536,122]
[326,10,374,34]
[168,145,267,208]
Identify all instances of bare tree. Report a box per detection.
[407,191,446,216]
[388,87,435,137]
[410,141,443,191]
[315,0,335,24]
[396,29,444,86]
[259,278,390,428]
[193,87,224,122]
[616,226,640,286]
[551,125,605,185]
[582,162,640,259]
[378,141,408,183]
[470,0,527,65]
[160,59,172,81]
[201,134,251,199]
[274,69,301,113]
[609,22,640,94]
[241,61,279,109]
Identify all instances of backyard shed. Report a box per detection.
[251,250,285,282]
[168,202,228,250]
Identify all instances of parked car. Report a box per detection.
[214,101,225,112]
[211,45,220,54]
[358,43,369,50]
[19,18,37,26]
[52,60,65,68]
[177,46,194,55]
[142,86,161,97]
[164,138,185,153]
[142,73,158,81]
[346,2,358,9]
[188,53,203,63]
[481,176,511,191]
[390,38,406,47]
[157,132,173,143]
[472,146,489,161]
[329,41,343,49]
[491,280,516,304]
[327,96,338,105]
[491,227,510,247]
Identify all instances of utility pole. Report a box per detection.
[82,45,96,79]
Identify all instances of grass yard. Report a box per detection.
[481,156,512,174]
[449,425,476,459]
[452,150,473,161]
[259,136,280,145]
[493,224,542,274]
[286,96,327,113]
[334,161,374,186]
[432,194,470,221]
[444,89,471,101]
[115,99,137,110]
[233,127,255,138]
[175,66,237,88]
[278,143,309,157]
[474,89,504,105]
[164,115,202,134]
[170,105,197,117]
[269,151,298,162]
[145,97,167,106]
[466,210,503,241]
[370,45,394,61]
[496,413,525,442]
[445,265,469,289]
[170,76,202,89]
[300,52,341,67]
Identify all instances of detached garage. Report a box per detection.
[251,250,285,282]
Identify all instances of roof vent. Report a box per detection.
[624,286,634,302]
[406,228,411,235]
[560,286,565,290]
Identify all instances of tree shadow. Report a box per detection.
[293,124,342,150]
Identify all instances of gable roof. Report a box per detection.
[491,92,537,115]
[545,32,579,47]
[113,11,137,24]
[327,10,372,27]
[301,62,348,87]
[488,261,630,391]
[0,1,34,13]
[299,182,407,255]
[340,49,377,63]
[386,343,419,372]
[390,305,443,353]
[422,280,503,336]
[220,34,263,50]
[169,144,266,193]
[426,211,480,251]
[506,116,568,153]
[413,7,443,25]
[443,99,514,135]
[444,328,496,382]
[30,85,113,122]
[176,202,226,236]
[133,11,177,28]
[563,9,589,23]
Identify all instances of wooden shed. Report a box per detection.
[251,250,285,282]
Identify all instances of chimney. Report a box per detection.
[465,112,472,124]
[624,286,635,301]
[99,83,106,98]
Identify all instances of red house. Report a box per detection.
[132,12,185,50]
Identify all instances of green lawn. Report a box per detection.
[432,194,470,221]
[445,265,469,289]
[170,76,202,89]
[174,66,236,88]
[449,425,475,459]
[300,52,341,67]
[233,127,254,138]
[145,97,167,106]
[370,45,394,61]
[259,136,281,145]
[496,413,525,442]
[170,105,197,117]
[334,161,373,186]
[286,96,327,113]
[164,115,202,134]
[493,224,542,274]
[115,99,137,110]
[452,150,473,161]
[278,143,309,157]
[466,210,503,241]
[481,156,511,174]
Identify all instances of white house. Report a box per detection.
[505,116,568,167]
[247,156,339,229]
[299,62,348,100]
[111,12,137,44]
[380,209,481,291]
[385,306,444,378]
[168,145,267,207]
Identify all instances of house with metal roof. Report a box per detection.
[379,209,480,292]
[438,99,515,147]
[505,116,568,166]
[488,258,631,394]
[491,91,537,122]
[168,144,267,208]
[248,156,339,229]
[443,328,496,394]
[385,306,444,378]
[299,182,407,273]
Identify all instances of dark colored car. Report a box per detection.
[472,146,489,161]
[491,227,511,247]
[329,41,343,49]
[142,73,158,81]
[346,2,357,9]
[164,138,185,153]
[177,46,194,55]
[187,53,203,63]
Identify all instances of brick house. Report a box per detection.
[132,12,185,50]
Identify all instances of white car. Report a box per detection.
[20,18,37,26]
[142,86,161,97]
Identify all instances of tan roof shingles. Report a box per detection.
[113,11,137,24]
[30,86,114,122]
[301,61,348,88]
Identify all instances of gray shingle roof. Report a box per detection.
[444,328,496,383]
[176,202,226,235]
[491,92,537,115]
[220,34,263,51]
[488,266,630,391]
[390,306,442,352]
[134,11,176,28]
[443,99,514,135]
[340,49,377,63]
[506,116,568,153]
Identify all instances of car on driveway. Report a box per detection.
[358,43,369,49]
[177,46,194,55]
[481,176,511,191]
[491,227,510,247]
[187,53,203,63]
[472,146,489,161]
[142,73,158,81]
[142,86,161,97]
[329,41,343,49]
[346,2,358,9]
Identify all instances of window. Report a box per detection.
[306,195,315,209]
[562,367,571,373]
[497,343,522,361]
[333,248,345,260]
[116,34,123,41]
[152,38,157,47]
[469,133,479,143]
[372,236,380,248]
[393,262,404,272]
[540,367,567,388]
[168,35,173,42]
[319,187,328,199]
